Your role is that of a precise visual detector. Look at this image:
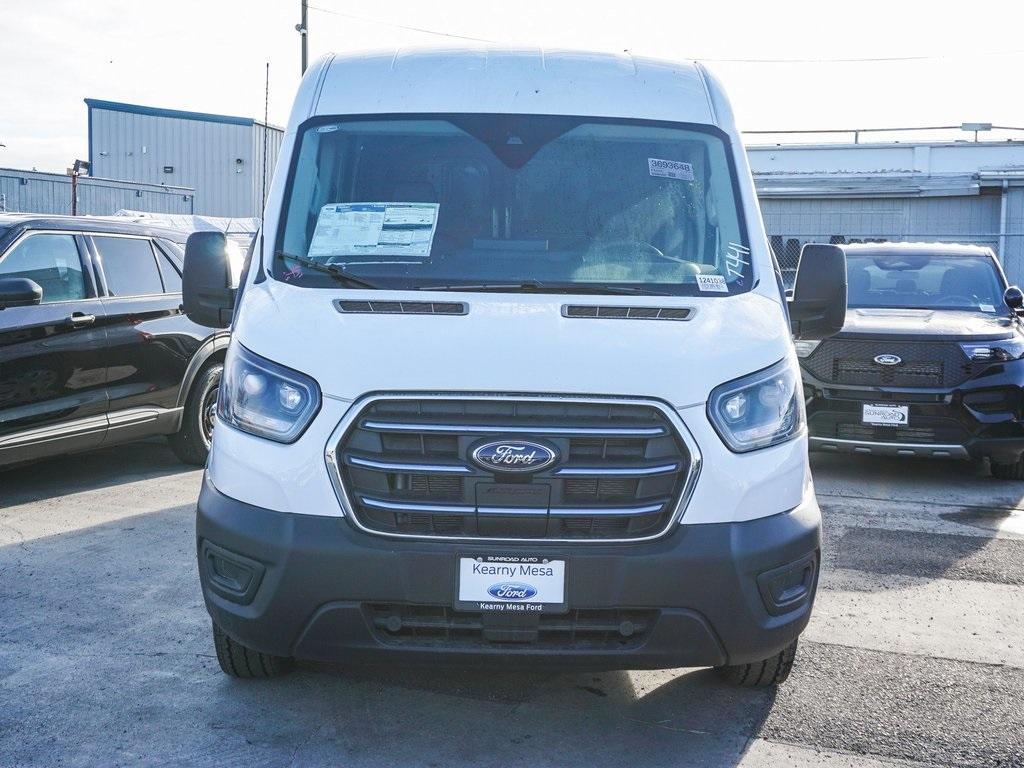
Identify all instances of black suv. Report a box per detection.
[0,214,229,468]
[800,242,1024,479]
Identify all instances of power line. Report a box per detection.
[303,7,1023,64]
[306,3,498,44]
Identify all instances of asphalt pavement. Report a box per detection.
[1,441,1022,767]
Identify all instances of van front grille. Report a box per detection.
[331,396,694,541]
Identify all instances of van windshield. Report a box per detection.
[274,115,751,295]
[847,253,1005,312]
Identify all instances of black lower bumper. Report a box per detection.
[804,365,1024,464]
[196,479,821,670]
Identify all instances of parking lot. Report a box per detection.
[1,443,1023,768]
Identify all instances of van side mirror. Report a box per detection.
[788,244,847,340]
[182,232,241,328]
[0,277,43,309]
[1004,285,1024,313]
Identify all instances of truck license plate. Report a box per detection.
[457,554,567,613]
[862,403,909,426]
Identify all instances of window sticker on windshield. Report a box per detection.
[723,242,750,279]
[307,202,439,259]
[980,304,996,312]
[696,274,729,293]
[648,158,694,182]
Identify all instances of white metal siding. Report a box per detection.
[90,107,281,218]
[0,168,193,216]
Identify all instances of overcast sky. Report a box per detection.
[3,0,1023,172]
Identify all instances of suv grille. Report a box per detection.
[331,397,692,541]
[809,411,970,445]
[366,604,658,649]
[803,339,987,388]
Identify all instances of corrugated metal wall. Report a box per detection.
[89,105,282,218]
[0,168,194,216]
[250,122,285,219]
[759,195,1015,282]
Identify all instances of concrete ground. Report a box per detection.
[2,441,1023,768]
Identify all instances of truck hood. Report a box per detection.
[838,308,1016,341]
[232,281,793,407]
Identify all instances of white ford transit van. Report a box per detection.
[183,49,846,685]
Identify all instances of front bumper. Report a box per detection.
[803,362,1024,464]
[197,477,821,670]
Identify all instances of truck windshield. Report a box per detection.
[847,253,1005,312]
[275,115,751,295]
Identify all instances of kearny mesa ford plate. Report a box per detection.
[457,555,567,613]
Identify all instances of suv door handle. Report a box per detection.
[65,312,96,328]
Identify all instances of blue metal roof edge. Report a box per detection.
[84,98,255,127]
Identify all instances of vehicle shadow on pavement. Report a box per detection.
[0,499,779,768]
[0,439,196,507]
[812,452,1024,591]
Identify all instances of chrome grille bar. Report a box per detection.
[361,419,667,437]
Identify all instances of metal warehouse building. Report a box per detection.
[0,167,193,216]
[85,99,283,218]
[749,140,1024,285]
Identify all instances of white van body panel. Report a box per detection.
[212,48,809,528]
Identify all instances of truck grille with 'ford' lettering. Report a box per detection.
[330,396,694,541]
[801,339,988,389]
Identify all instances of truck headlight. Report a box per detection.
[708,359,805,452]
[218,344,321,443]
[961,338,1024,363]
[793,340,820,358]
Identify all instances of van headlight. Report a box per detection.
[218,344,321,443]
[708,359,805,452]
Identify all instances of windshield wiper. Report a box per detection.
[276,252,383,290]
[414,281,670,296]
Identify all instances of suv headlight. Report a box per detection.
[218,344,321,443]
[961,337,1024,363]
[708,359,805,452]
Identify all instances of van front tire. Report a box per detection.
[212,622,292,678]
[169,362,222,465]
[716,638,798,687]
[990,457,1024,480]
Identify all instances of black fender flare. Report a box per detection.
[176,332,230,409]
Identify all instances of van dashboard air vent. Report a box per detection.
[334,300,468,316]
[562,305,693,321]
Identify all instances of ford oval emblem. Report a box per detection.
[487,582,537,600]
[874,354,902,366]
[471,439,558,473]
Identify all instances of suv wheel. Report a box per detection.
[169,361,222,465]
[991,457,1024,480]
[212,622,292,678]
[716,638,798,687]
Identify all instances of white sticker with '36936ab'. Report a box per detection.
[649,158,695,181]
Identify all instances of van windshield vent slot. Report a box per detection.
[334,300,468,315]
[562,305,692,321]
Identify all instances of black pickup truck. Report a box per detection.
[799,242,1024,479]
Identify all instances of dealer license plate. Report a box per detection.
[862,403,909,426]
[457,554,567,614]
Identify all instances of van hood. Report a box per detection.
[231,281,792,407]
[838,308,1016,341]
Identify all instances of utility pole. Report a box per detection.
[67,158,89,216]
[296,0,308,74]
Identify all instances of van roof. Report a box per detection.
[313,48,719,127]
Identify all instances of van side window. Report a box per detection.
[94,236,164,296]
[0,234,87,303]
